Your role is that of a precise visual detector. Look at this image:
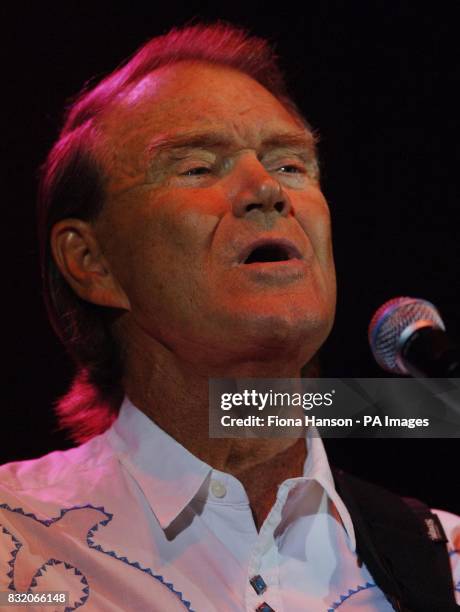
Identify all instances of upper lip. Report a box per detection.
[238,238,303,264]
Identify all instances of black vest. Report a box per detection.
[333,468,459,611]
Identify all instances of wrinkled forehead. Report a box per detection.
[96,61,312,158]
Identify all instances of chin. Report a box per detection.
[230,301,334,365]
[187,288,336,374]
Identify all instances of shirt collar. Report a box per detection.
[106,396,355,550]
[106,396,212,530]
[302,429,356,551]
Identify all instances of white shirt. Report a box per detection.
[0,397,458,611]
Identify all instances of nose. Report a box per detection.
[230,156,292,218]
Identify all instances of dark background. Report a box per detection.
[3,3,459,513]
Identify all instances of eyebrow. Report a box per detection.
[145,129,316,159]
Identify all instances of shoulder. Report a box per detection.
[0,432,121,550]
[0,432,115,493]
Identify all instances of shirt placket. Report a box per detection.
[244,480,299,612]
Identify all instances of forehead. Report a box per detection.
[98,61,310,154]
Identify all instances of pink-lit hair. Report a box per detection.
[38,22,308,443]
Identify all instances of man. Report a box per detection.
[1,23,458,611]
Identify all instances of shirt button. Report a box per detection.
[250,575,267,595]
[210,479,227,498]
[256,603,275,612]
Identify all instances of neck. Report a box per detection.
[119,326,308,528]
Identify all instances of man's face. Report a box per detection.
[94,61,336,373]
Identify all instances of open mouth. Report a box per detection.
[241,240,301,265]
[245,244,292,263]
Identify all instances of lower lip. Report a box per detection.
[238,258,307,280]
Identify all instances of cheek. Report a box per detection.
[294,193,333,261]
[102,194,221,303]
[167,206,220,255]
[293,193,336,306]
[148,207,220,283]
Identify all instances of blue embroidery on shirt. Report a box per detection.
[0,503,194,611]
[326,547,460,608]
[30,558,90,611]
[1,525,22,586]
[0,504,96,610]
[327,581,376,610]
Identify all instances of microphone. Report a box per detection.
[368,297,460,377]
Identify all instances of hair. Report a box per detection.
[38,21,311,443]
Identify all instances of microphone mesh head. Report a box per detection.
[368,297,445,374]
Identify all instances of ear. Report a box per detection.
[51,218,131,311]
